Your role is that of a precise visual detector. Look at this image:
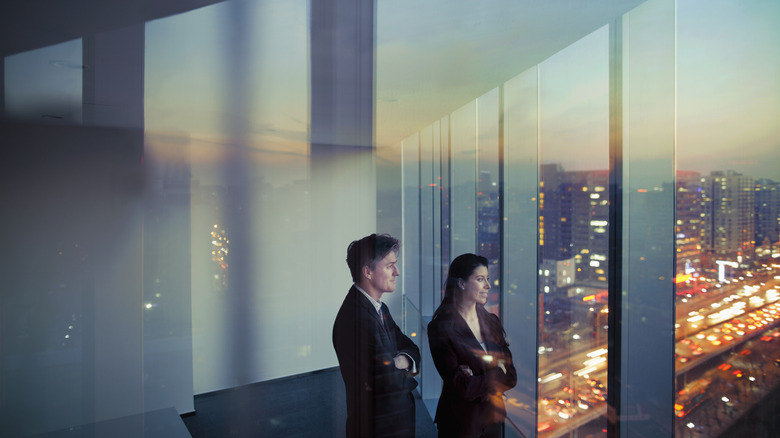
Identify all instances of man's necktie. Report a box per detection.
[378,306,386,330]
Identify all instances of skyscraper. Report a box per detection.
[702,171,755,262]
[754,178,779,248]
[676,171,704,274]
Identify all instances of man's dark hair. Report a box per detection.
[346,233,399,283]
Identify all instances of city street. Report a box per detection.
[516,267,780,437]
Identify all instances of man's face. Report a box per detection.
[366,250,400,294]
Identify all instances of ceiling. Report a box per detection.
[1,0,648,145]
[0,0,223,58]
[374,0,649,146]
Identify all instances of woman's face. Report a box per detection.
[459,265,490,306]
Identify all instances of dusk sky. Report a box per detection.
[676,0,779,181]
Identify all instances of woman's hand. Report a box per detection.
[393,354,410,370]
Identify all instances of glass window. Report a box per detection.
[450,100,478,257]
[145,0,320,395]
[503,67,541,437]
[440,115,452,293]
[536,24,611,437]
[477,88,501,314]
[620,0,676,435]
[402,132,422,312]
[674,0,780,435]
[4,39,82,122]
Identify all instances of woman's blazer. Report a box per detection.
[427,307,517,435]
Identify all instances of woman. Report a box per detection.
[428,254,517,438]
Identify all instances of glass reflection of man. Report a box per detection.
[333,233,420,438]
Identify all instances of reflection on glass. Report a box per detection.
[674,0,780,435]
[440,115,452,298]
[502,66,541,437]
[145,0,319,394]
[4,39,83,122]
[476,88,501,314]
[450,101,478,257]
[403,132,422,310]
[620,0,676,434]
[536,25,610,437]
[421,125,435,316]
[431,119,444,315]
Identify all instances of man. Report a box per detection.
[333,233,420,438]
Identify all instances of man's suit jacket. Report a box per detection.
[427,307,517,436]
[333,286,421,438]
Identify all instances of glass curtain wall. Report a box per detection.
[536,25,611,437]
[619,0,676,436]
[673,0,780,436]
[379,0,778,436]
[477,88,502,314]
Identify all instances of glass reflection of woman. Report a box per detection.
[428,253,517,438]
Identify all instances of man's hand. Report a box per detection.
[393,354,410,370]
[459,365,474,377]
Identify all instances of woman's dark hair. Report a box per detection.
[432,253,507,345]
[346,233,399,283]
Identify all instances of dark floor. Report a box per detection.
[181,367,438,437]
[30,408,191,438]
